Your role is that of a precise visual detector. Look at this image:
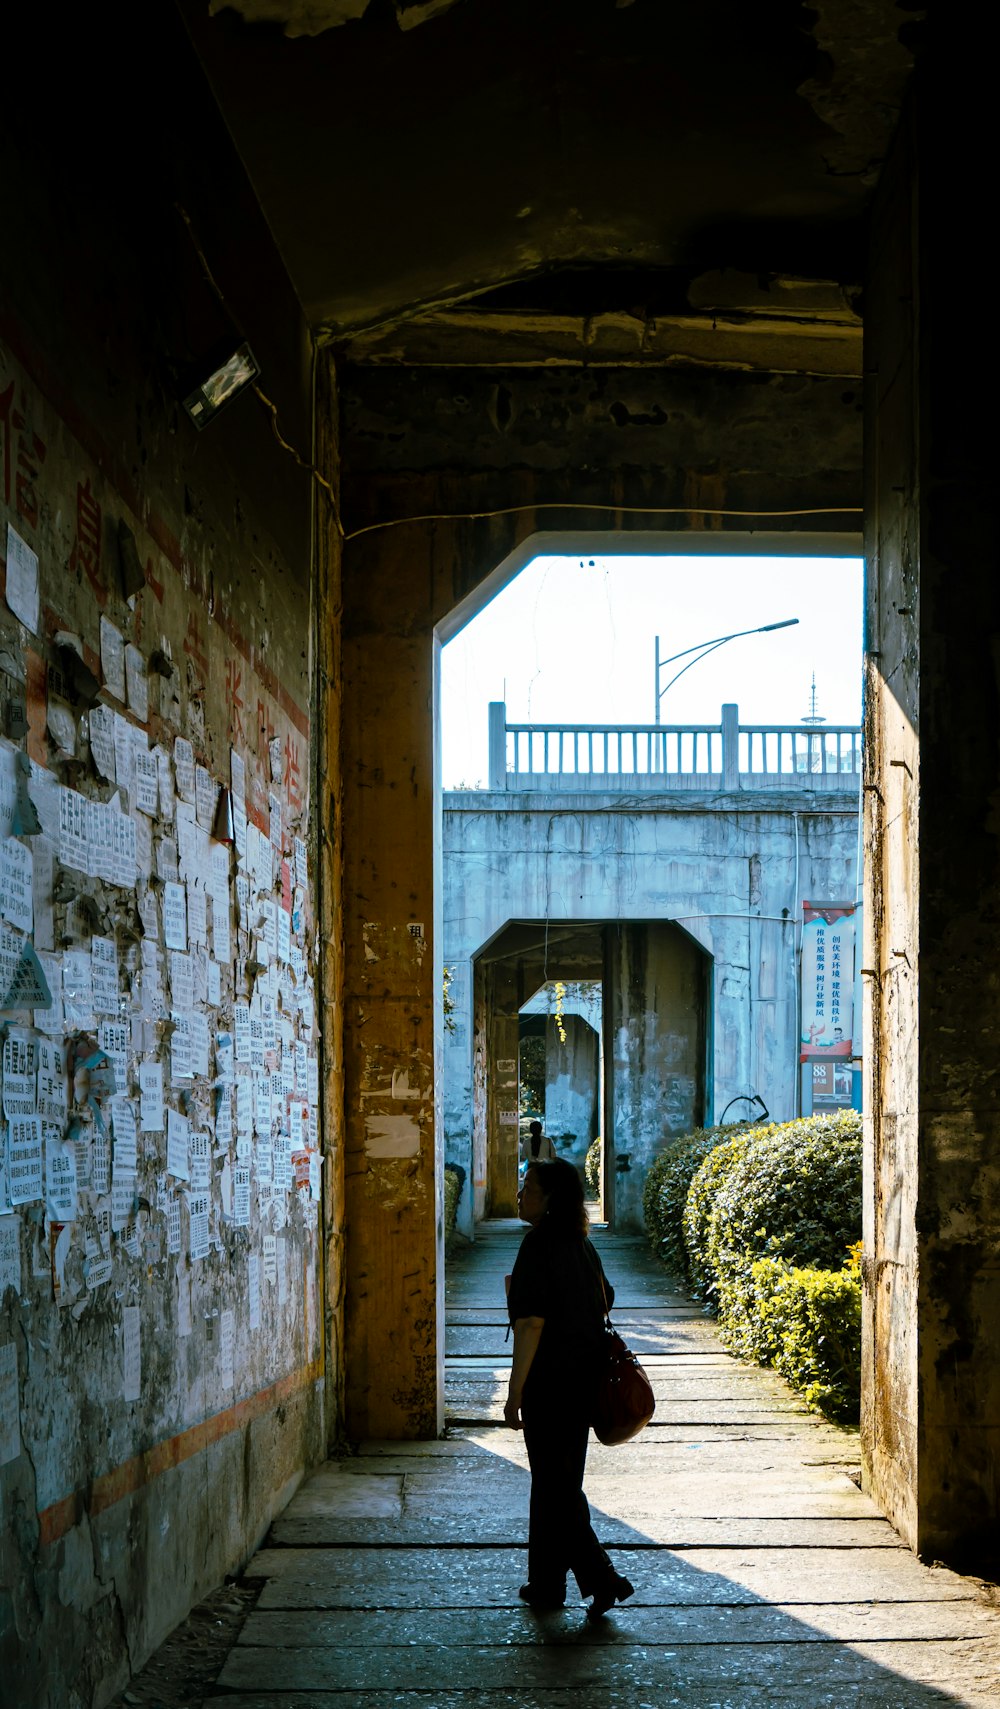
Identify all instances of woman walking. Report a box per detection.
[518,1119,557,1175]
[504,1158,635,1618]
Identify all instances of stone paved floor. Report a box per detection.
[163,1224,1000,1706]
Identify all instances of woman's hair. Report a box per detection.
[528,1157,589,1238]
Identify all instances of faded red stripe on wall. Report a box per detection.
[37,1358,323,1549]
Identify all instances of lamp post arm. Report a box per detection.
[654,618,798,717]
[658,636,731,702]
[657,626,750,670]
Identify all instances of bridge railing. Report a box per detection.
[487,702,861,791]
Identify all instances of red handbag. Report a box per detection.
[591,1264,656,1446]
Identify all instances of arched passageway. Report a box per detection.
[337,524,863,1443]
[463,918,708,1229]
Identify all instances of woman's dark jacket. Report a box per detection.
[507,1222,614,1408]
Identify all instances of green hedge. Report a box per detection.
[642,1124,755,1280]
[443,1164,462,1244]
[645,1110,863,1422]
[720,1257,862,1422]
[682,1128,760,1298]
[705,1111,862,1300]
[584,1136,602,1194]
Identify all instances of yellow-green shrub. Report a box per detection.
[705,1111,862,1296]
[643,1124,756,1279]
[721,1257,862,1422]
[682,1128,759,1297]
[675,1110,863,1421]
[443,1164,462,1244]
[584,1136,602,1194]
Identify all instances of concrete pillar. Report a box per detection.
[340,536,442,1439]
[862,40,999,1561]
[315,358,347,1448]
[606,923,707,1230]
[721,702,740,790]
[488,701,507,790]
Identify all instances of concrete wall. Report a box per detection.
[861,37,1000,1564]
[606,922,708,1229]
[544,1013,600,1156]
[443,790,859,1229]
[0,12,324,1705]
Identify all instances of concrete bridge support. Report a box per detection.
[605,923,708,1230]
[861,54,999,1564]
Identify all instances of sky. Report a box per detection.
[440,554,864,789]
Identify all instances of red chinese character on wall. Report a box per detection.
[184,610,208,679]
[0,379,48,531]
[70,477,105,602]
[284,733,303,814]
[226,658,246,747]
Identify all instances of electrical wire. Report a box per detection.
[252,385,342,522]
[174,209,863,548]
[342,502,862,543]
[175,203,345,535]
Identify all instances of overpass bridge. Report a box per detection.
[443,702,861,1233]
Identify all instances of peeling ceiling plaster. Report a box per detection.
[209,0,464,34]
[187,0,921,332]
[798,0,924,181]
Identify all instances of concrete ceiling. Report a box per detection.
[184,0,919,349]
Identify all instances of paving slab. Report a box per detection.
[337,1441,860,1478]
[237,1602,1000,1647]
[248,1544,976,1610]
[357,1422,862,1450]
[214,1637,1000,1699]
[265,1515,918,1549]
[397,1476,872,1521]
[446,1324,723,1357]
[447,1361,808,1386]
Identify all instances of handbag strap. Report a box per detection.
[587,1240,613,1326]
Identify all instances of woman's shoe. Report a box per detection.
[519,1581,566,1609]
[586,1573,635,1620]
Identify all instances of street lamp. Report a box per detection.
[654,619,799,722]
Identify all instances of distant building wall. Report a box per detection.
[544,1013,600,1156]
[443,788,859,1233]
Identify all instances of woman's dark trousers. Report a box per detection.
[522,1397,612,1597]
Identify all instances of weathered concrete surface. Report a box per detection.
[339,592,442,1439]
[204,1227,1000,1708]
[862,39,1000,1564]
[543,1012,600,1157]
[181,1,910,335]
[607,922,707,1229]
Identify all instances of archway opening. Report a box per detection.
[437,537,863,1246]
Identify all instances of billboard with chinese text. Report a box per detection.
[800,903,855,1060]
